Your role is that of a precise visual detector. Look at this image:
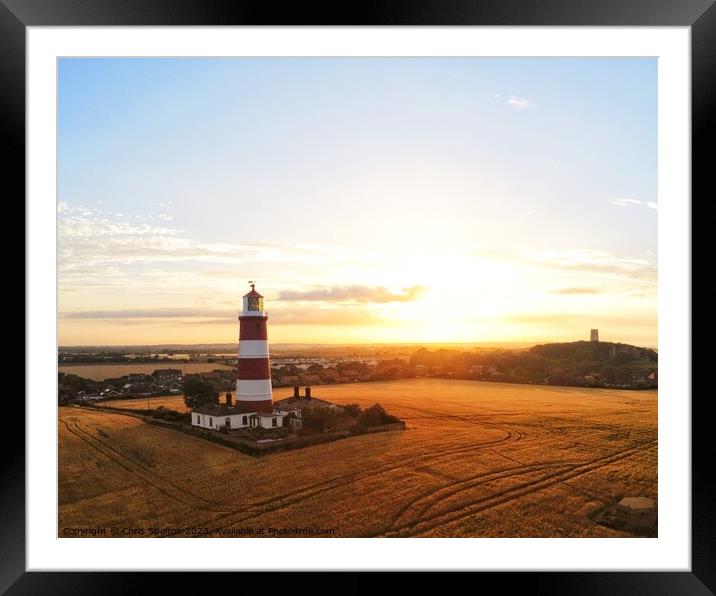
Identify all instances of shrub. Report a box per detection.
[357,403,399,428]
[344,403,362,417]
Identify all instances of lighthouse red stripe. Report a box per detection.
[236,357,271,380]
[239,319,268,340]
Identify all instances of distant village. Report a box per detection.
[59,333,658,406]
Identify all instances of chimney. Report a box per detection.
[305,386,312,400]
[226,392,232,407]
[293,385,300,399]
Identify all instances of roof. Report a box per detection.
[273,396,339,410]
[243,283,263,298]
[192,403,260,416]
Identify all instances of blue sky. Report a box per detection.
[58,58,657,346]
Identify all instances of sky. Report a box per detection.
[58,57,657,347]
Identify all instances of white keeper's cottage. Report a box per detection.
[191,403,290,431]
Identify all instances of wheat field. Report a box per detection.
[59,379,657,538]
[59,362,233,380]
[99,395,192,412]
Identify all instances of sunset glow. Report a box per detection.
[58,58,657,347]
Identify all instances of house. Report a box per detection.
[191,403,289,431]
[100,387,122,398]
[152,368,182,384]
[273,386,343,413]
[249,412,287,429]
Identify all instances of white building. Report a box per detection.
[191,403,290,431]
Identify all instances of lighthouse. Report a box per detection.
[235,281,273,413]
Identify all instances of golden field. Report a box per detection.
[100,395,192,412]
[59,379,657,537]
[59,362,233,381]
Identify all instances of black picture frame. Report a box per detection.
[7,0,706,593]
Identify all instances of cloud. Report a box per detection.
[550,287,602,295]
[611,197,658,210]
[57,203,341,292]
[61,308,236,320]
[505,312,657,327]
[270,307,385,326]
[61,305,385,327]
[506,95,537,110]
[526,248,657,285]
[277,285,425,304]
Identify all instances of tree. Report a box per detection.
[358,403,399,427]
[301,407,342,433]
[343,403,362,417]
[182,376,217,410]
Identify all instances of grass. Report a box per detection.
[59,378,657,538]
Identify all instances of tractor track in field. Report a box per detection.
[194,422,527,533]
[385,462,572,532]
[60,404,656,538]
[377,439,658,537]
[64,407,528,533]
[61,420,232,512]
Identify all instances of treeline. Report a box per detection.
[272,341,658,390]
[59,353,177,364]
[407,341,657,388]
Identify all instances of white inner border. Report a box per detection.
[27,27,691,571]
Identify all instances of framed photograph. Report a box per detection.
[10,0,707,592]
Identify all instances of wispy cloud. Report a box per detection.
[61,305,386,327]
[505,312,657,328]
[506,95,537,111]
[60,307,235,320]
[58,203,339,290]
[550,287,602,295]
[278,285,425,304]
[271,307,385,326]
[611,197,658,210]
[526,248,657,285]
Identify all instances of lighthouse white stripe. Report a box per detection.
[238,340,269,358]
[236,379,273,399]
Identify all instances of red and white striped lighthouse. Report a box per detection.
[235,282,273,413]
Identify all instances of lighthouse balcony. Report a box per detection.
[240,310,269,318]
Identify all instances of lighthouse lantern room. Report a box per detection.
[235,281,273,413]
